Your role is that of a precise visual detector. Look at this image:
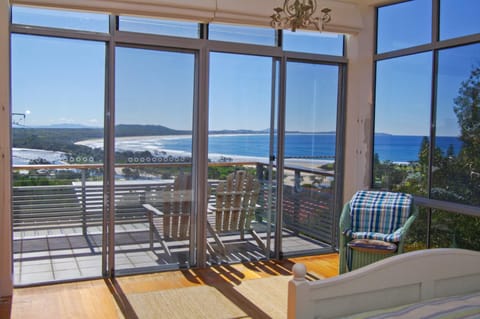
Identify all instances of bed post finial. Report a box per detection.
[292,263,307,281]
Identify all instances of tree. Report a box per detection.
[419,65,480,251]
[454,67,480,162]
[404,66,480,251]
[453,66,480,206]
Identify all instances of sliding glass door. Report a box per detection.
[207,52,278,263]
[11,34,106,285]
[114,46,196,273]
[282,61,340,255]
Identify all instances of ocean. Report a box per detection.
[13,133,463,165]
[374,135,462,163]
[161,133,463,163]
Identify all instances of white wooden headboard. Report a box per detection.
[288,248,480,319]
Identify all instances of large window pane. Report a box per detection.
[209,23,276,46]
[440,0,480,40]
[433,43,480,206]
[119,17,200,38]
[11,34,106,285]
[373,52,432,193]
[377,0,431,53]
[115,47,195,272]
[12,5,109,33]
[283,30,344,56]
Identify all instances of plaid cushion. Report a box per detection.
[343,191,412,243]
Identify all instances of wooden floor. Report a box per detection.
[4,254,339,319]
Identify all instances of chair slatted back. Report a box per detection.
[214,171,260,234]
[162,174,192,240]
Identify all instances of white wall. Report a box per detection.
[343,4,375,201]
[0,0,13,298]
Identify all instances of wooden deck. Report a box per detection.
[5,254,339,319]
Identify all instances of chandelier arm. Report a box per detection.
[270,0,331,32]
[309,0,317,16]
[283,0,298,17]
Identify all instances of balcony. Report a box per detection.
[13,159,480,287]
[12,161,336,286]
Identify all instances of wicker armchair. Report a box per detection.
[339,190,418,274]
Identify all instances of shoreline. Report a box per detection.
[75,135,336,166]
[13,134,423,166]
[12,145,416,168]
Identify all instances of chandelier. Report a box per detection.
[270,0,332,32]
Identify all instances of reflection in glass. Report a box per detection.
[12,5,109,33]
[433,43,480,207]
[283,30,344,56]
[373,52,432,193]
[376,0,431,53]
[119,17,200,38]
[440,0,480,40]
[209,23,276,46]
[11,34,106,284]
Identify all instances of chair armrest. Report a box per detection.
[339,203,352,274]
[143,203,164,217]
[393,205,418,240]
[403,205,418,231]
[396,205,418,252]
[339,203,352,239]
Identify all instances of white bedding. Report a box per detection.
[342,291,480,319]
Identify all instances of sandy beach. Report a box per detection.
[75,135,334,168]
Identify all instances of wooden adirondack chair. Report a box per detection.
[207,170,266,256]
[144,174,193,256]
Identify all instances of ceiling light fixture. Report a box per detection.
[270,0,332,32]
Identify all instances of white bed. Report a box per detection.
[288,248,480,319]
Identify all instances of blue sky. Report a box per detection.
[12,35,106,128]
[11,6,342,133]
[375,0,480,137]
[10,2,480,136]
[11,36,340,132]
[115,47,195,130]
